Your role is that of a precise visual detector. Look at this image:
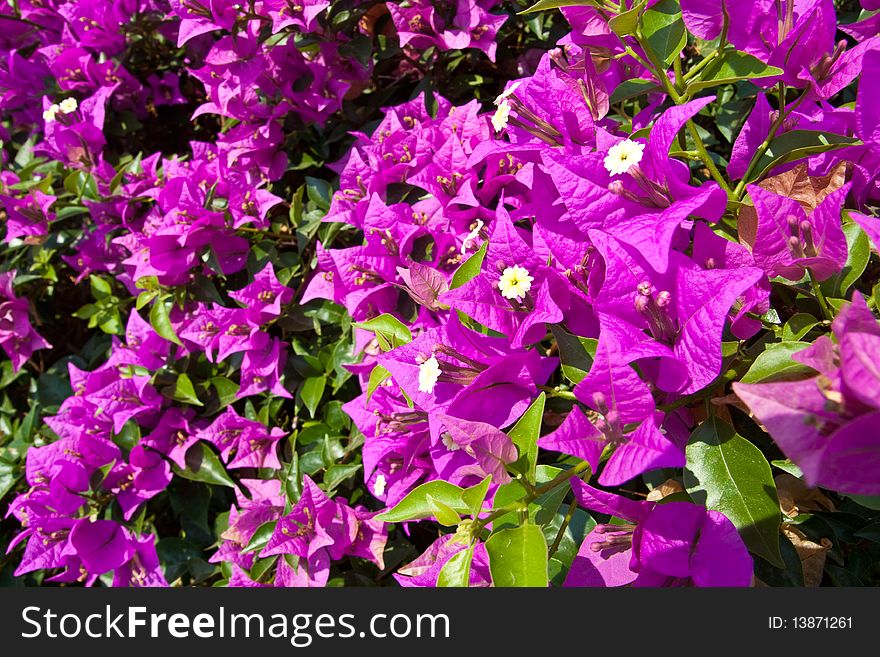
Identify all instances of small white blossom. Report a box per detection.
[498,265,534,301]
[417,356,442,393]
[373,474,387,497]
[603,138,645,176]
[494,80,523,106]
[492,100,511,132]
[42,103,60,122]
[442,433,460,451]
[460,219,484,255]
[59,98,78,114]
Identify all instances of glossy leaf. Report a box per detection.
[685,418,783,567]
[486,523,549,587]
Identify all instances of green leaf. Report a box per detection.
[461,475,492,517]
[173,443,237,489]
[89,275,112,299]
[366,364,391,402]
[507,393,545,485]
[376,480,469,522]
[173,373,203,407]
[640,0,686,67]
[242,521,277,554]
[684,418,783,567]
[211,376,239,409]
[0,460,19,501]
[781,313,818,342]
[686,51,783,94]
[149,301,182,346]
[451,240,487,289]
[436,544,474,587]
[749,131,860,183]
[551,325,594,384]
[739,341,813,383]
[771,459,803,479]
[353,314,412,350]
[518,0,596,15]
[300,376,326,418]
[609,0,646,36]
[821,221,870,298]
[609,78,660,105]
[846,495,880,511]
[323,463,362,490]
[426,494,462,526]
[486,524,549,587]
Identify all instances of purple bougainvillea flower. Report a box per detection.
[394,534,492,587]
[431,413,518,487]
[564,480,752,587]
[69,519,133,576]
[441,204,574,347]
[0,189,55,243]
[198,406,286,470]
[260,476,387,587]
[0,270,52,371]
[734,293,880,495]
[376,313,555,429]
[228,262,293,324]
[539,321,683,486]
[748,183,850,281]
[104,445,172,520]
[589,230,763,394]
[112,534,168,587]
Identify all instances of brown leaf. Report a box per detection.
[735,162,848,249]
[784,526,832,587]
[775,473,835,518]
[646,478,685,502]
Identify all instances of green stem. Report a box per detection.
[475,460,592,532]
[687,121,733,195]
[808,269,834,320]
[547,498,579,560]
[537,385,576,401]
[733,83,809,198]
[630,38,733,195]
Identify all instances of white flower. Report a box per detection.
[59,98,78,114]
[42,103,60,122]
[498,265,534,300]
[494,80,522,106]
[417,356,442,393]
[460,219,484,254]
[603,138,645,176]
[492,100,511,132]
[373,474,387,497]
[442,433,460,452]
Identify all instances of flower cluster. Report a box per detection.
[2,0,880,589]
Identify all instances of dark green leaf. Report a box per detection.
[641,0,686,67]
[300,376,326,419]
[149,301,182,346]
[740,341,813,383]
[508,393,545,485]
[820,221,870,298]
[685,418,783,567]
[686,51,783,94]
[173,373,203,407]
[750,131,859,183]
[173,443,237,489]
[242,521,277,554]
[609,78,660,105]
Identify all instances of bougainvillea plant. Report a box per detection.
[1,0,879,588]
